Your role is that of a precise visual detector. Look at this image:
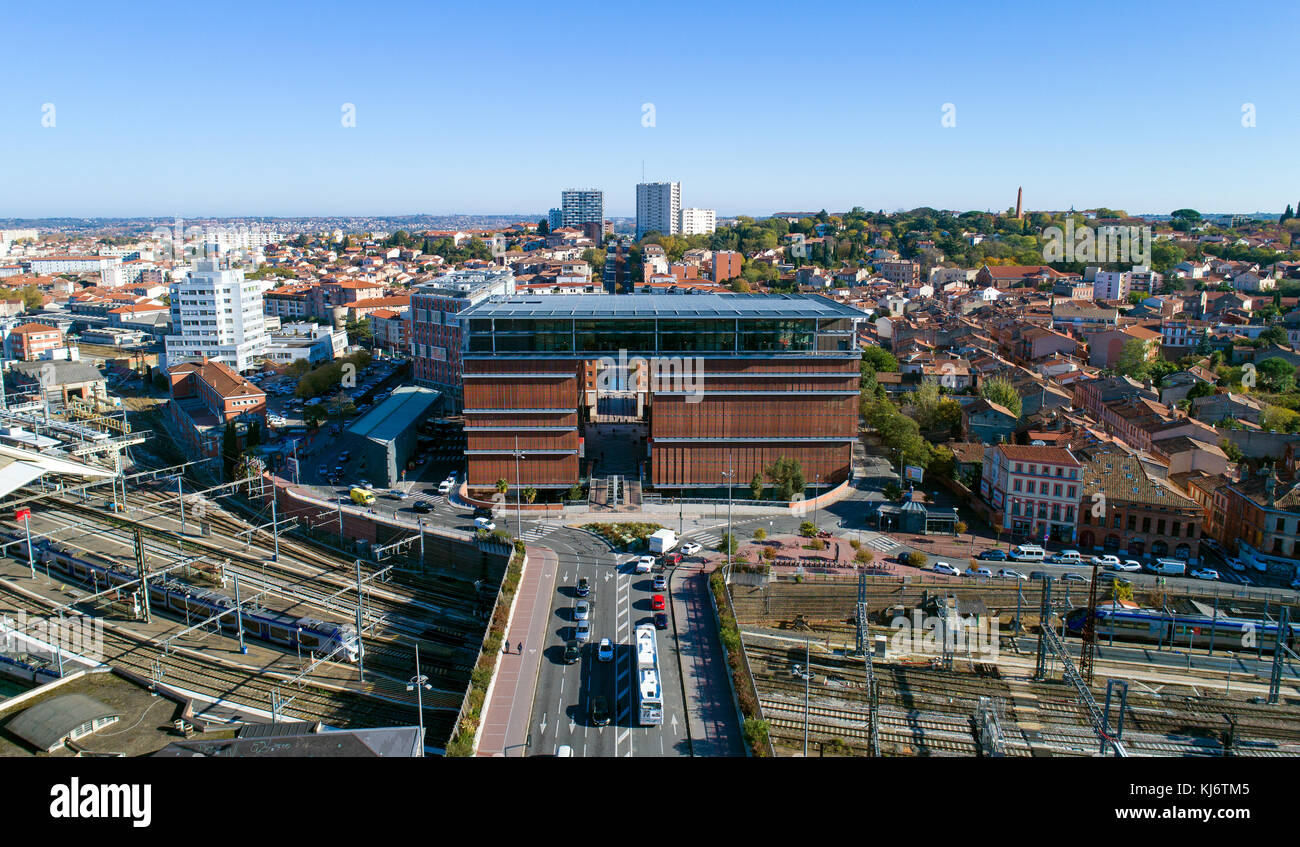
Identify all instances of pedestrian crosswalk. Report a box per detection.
[688,531,723,550]
[861,533,899,553]
[521,524,560,541]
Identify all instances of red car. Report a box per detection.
[651,594,665,611]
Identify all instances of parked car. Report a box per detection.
[1228,558,1247,572]
[1062,573,1089,583]
[966,566,995,578]
[1090,555,1121,568]
[931,561,962,576]
[977,549,1008,561]
[574,619,591,642]
[1112,560,1143,572]
[997,568,1028,580]
[681,542,702,556]
[1029,571,1049,581]
[574,600,590,621]
[597,638,614,662]
[1190,568,1220,581]
[1097,573,1131,588]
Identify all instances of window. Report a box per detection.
[1067,486,1076,499]
[1013,479,1022,491]
[1027,481,1035,494]
[1053,484,1062,497]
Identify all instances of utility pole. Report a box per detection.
[18,508,33,579]
[134,529,151,624]
[337,496,344,548]
[417,516,425,568]
[177,474,185,537]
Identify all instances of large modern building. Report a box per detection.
[636,182,681,239]
[344,386,443,487]
[560,189,604,230]
[410,267,515,409]
[164,259,270,373]
[679,208,716,236]
[458,293,863,498]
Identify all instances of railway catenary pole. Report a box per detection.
[271,488,280,563]
[337,496,344,548]
[408,645,430,757]
[1209,594,1218,656]
[21,510,34,579]
[233,574,247,654]
[177,474,185,538]
[417,517,425,568]
[803,634,810,757]
[354,558,365,683]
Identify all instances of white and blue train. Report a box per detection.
[1066,605,1299,653]
[32,540,359,662]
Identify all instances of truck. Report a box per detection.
[647,529,677,555]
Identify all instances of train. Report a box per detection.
[24,538,360,662]
[1065,605,1300,653]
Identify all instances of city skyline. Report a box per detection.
[3,0,1299,218]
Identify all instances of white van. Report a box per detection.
[1010,544,1045,563]
[1147,558,1187,576]
[1052,550,1083,565]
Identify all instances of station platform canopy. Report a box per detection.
[0,444,116,500]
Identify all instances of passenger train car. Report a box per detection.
[1065,605,1299,653]
[30,539,359,662]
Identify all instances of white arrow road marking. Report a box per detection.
[671,713,679,734]
[539,713,547,734]
[569,717,576,732]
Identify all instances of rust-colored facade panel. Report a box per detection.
[652,395,857,438]
[468,453,579,489]
[650,442,851,490]
[463,431,578,452]
[464,378,577,411]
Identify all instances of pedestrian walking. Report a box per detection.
[517,641,523,654]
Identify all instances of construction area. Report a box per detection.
[727,572,1300,757]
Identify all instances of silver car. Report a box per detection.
[575,619,591,642]
[574,599,590,621]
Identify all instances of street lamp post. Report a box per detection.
[406,645,431,757]
[514,434,524,540]
[722,453,735,573]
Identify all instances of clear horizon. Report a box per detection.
[3,0,1297,219]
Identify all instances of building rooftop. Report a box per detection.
[347,385,441,444]
[460,293,867,320]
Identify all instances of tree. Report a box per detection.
[537,219,549,236]
[764,457,805,502]
[245,419,261,449]
[495,478,508,496]
[1256,357,1297,393]
[799,521,817,537]
[753,528,767,541]
[523,486,537,504]
[718,533,738,555]
[221,420,239,482]
[1115,339,1152,380]
[750,472,764,500]
[979,376,1022,418]
[566,483,584,502]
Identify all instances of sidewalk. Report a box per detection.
[476,546,558,757]
[669,560,745,757]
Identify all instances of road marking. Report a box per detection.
[539,713,547,734]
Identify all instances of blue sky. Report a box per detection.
[2,0,1298,218]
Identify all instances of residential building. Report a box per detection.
[636,182,681,239]
[1092,271,1132,301]
[410,267,515,409]
[560,189,604,229]
[1076,446,1204,562]
[5,322,64,361]
[979,444,1083,543]
[1213,471,1300,571]
[679,208,716,236]
[878,260,921,287]
[164,260,270,373]
[166,357,266,458]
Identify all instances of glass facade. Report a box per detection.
[466,316,850,355]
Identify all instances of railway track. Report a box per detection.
[0,579,459,743]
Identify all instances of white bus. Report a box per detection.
[635,624,663,726]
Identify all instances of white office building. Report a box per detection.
[636,182,681,239]
[679,208,716,236]
[164,259,270,373]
